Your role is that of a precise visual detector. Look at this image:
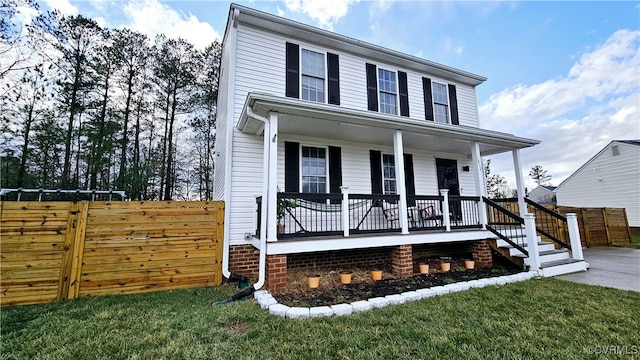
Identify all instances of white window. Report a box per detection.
[432,82,449,123]
[301,49,325,103]
[301,146,327,193]
[382,154,396,195]
[378,68,397,115]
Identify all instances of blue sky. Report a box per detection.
[34,0,640,190]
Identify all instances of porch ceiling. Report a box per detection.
[238,93,539,156]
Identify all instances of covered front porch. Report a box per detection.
[234,92,543,292]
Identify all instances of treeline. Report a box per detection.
[1,0,220,200]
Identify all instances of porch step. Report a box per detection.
[524,249,570,266]
[539,259,588,277]
[498,241,555,257]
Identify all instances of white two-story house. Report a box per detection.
[214,4,586,293]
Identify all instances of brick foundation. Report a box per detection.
[267,254,287,293]
[228,244,259,281]
[391,244,413,277]
[287,247,393,270]
[471,240,493,268]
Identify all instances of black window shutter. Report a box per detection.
[328,146,342,194]
[398,71,409,117]
[327,53,340,105]
[448,84,459,125]
[404,154,416,207]
[366,63,378,111]
[285,42,299,99]
[422,77,434,121]
[284,141,299,192]
[369,150,383,194]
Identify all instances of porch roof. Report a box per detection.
[237,93,540,156]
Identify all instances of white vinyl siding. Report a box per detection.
[556,142,640,227]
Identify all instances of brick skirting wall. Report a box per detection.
[230,240,494,293]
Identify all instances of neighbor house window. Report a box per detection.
[301,146,327,193]
[378,68,397,115]
[301,49,325,102]
[382,154,396,195]
[433,82,449,123]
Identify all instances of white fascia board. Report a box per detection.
[266,230,496,255]
[237,92,540,150]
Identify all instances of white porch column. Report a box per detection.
[393,130,409,234]
[512,148,527,217]
[567,213,584,261]
[440,189,451,232]
[266,113,279,242]
[524,213,541,274]
[471,142,488,229]
[341,186,350,238]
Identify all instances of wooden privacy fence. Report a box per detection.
[496,201,631,247]
[1,201,224,306]
[552,206,631,248]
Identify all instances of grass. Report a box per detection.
[624,233,640,249]
[2,279,639,359]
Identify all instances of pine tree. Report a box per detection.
[529,165,552,186]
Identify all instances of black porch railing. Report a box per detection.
[448,196,483,229]
[254,192,485,239]
[493,198,571,250]
[349,194,401,235]
[483,196,528,256]
[407,195,445,231]
[277,192,343,238]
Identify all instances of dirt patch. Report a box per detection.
[274,258,521,307]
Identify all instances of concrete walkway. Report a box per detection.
[557,247,640,292]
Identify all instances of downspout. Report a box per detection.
[222,105,270,302]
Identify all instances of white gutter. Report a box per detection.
[245,105,270,290]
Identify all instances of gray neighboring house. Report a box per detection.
[526,185,557,204]
[555,140,640,229]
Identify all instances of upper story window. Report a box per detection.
[301,146,327,193]
[382,154,396,195]
[423,78,459,125]
[286,42,340,105]
[301,49,325,103]
[366,63,409,117]
[378,69,398,115]
[432,82,449,124]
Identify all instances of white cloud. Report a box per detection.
[480,29,640,189]
[443,37,463,57]
[283,0,360,30]
[121,0,221,50]
[41,0,78,15]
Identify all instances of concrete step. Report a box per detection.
[500,242,556,256]
[539,259,588,277]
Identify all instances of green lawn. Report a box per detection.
[2,278,639,359]
[626,233,640,249]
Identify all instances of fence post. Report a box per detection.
[440,189,451,232]
[341,186,350,238]
[67,201,89,299]
[567,213,584,261]
[59,202,79,300]
[524,213,541,274]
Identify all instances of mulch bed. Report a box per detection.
[274,259,522,307]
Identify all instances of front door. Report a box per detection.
[436,158,460,195]
[436,158,461,220]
